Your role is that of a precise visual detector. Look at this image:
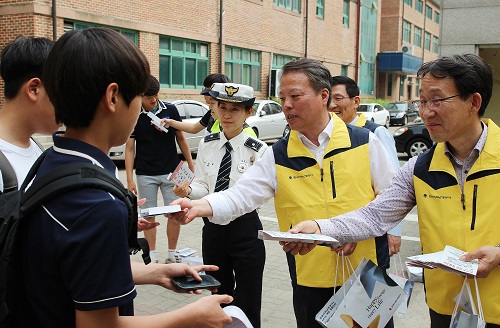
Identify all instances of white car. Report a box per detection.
[108,100,209,161]
[358,103,390,128]
[246,100,290,141]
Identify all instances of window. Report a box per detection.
[272,54,297,69]
[225,46,261,91]
[341,65,348,76]
[425,5,433,19]
[273,0,300,13]
[64,21,138,44]
[413,26,422,47]
[434,12,440,24]
[343,0,350,26]
[424,32,431,51]
[402,20,411,43]
[316,0,324,18]
[159,36,209,89]
[415,0,423,13]
[404,0,412,6]
[433,36,439,54]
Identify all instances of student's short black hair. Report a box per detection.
[331,75,360,98]
[203,73,231,88]
[0,36,54,100]
[144,75,160,96]
[42,27,150,128]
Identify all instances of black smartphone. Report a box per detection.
[172,274,221,291]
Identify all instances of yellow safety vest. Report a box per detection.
[273,114,382,287]
[414,119,500,324]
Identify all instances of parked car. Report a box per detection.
[358,103,390,128]
[108,99,209,161]
[386,101,420,126]
[393,121,433,157]
[246,100,290,141]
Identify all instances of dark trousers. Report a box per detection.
[286,252,394,328]
[202,211,265,328]
[430,308,500,328]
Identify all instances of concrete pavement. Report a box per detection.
[122,166,430,327]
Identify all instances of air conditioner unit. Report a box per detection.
[269,69,281,98]
[401,45,414,55]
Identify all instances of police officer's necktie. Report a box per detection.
[214,141,232,192]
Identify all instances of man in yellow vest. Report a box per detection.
[329,75,403,257]
[286,54,500,327]
[169,58,397,328]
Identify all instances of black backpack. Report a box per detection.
[0,150,150,327]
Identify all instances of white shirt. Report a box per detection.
[0,138,43,192]
[190,131,268,201]
[204,115,397,225]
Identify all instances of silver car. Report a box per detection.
[246,100,290,141]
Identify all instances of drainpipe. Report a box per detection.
[52,0,57,40]
[355,0,361,82]
[304,0,309,57]
[219,0,223,72]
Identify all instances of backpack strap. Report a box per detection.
[0,151,17,194]
[21,161,150,264]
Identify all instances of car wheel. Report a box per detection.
[283,125,291,137]
[406,138,432,157]
[384,116,390,129]
[252,127,259,138]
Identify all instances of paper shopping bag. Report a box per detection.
[316,258,406,328]
[449,277,485,328]
[388,254,414,318]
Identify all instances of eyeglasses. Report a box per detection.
[332,95,353,104]
[412,94,461,111]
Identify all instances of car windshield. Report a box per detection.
[357,105,371,112]
[386,103,407,111]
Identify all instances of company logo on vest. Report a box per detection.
[422,193,452,200]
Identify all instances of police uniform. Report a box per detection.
[189,130,267,328]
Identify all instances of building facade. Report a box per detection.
[440,0,500,122]
[377,0,440,101]
[0,0,440,104]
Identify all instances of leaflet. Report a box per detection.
[167,161,195,186]
[258,230,339,244]
[147,111,169,133]
[223,305,253,328]
[406,245,478,276]
[139,205,181,217]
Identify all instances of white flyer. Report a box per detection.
[258,230,339,244]
[147,111,169,133]
[139,205,181,217]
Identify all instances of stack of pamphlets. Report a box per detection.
[257,230,339,245]
[139,205,181,217]
[406,245,478,276]
[167,161,195,186]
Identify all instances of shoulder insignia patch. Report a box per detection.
[244,137,264,152]
[204,133,220,142]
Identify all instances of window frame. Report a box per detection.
[413,26,422,47]
[225,46,261,91]
[158,36,209,89]
[316,0,324,18]
[402,20,411,43]
[273,0,301,13]
[343,0,350,26]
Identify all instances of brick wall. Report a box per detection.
[0,0,440,104]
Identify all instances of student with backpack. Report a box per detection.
[14,27,232,327]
